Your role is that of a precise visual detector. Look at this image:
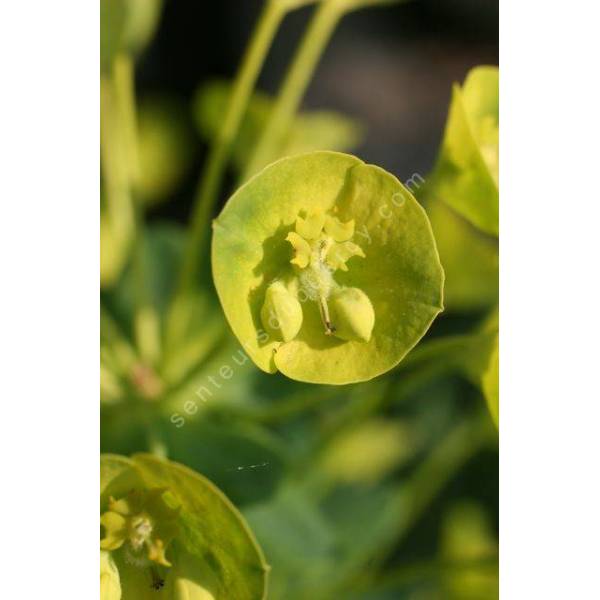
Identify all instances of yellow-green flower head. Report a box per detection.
[212,151,444,384]
[263,209,373,343]
[100,487,179,568]
[427,66,499,236]
[100,454,269,600]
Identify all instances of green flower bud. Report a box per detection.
[329,287,375,342]
[260,281,303,342]
[427,66,498,236]
[100,551,121,600]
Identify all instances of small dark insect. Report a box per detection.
[150,569,165,591]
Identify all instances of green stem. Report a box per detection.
[241,0,344,182]
[112,54,161,366]
[113,55,139,183]
[178,0,287,294]
[100,71,135,267]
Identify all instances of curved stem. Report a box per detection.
[178,0,287,294]
[241,0,344,182]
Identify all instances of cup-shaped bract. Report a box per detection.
[427,66,499,236]
[100,454,268,600]
[100,551,121,600]
[212,151,444,384]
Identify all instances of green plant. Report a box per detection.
[427,66,499,236]
[101,454,269,598]
[100,1,499,597]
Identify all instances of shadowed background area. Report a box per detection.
[136,0,498,223]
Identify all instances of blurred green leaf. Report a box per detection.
[194,80,363,173]
[100,306,139,404]
[425,198,498,312]
[400,308,498,388]
[106,223,226,360]
[440,502,498,599]
[101,222,228,410]
[108,223,185,320]
[321,483,407,573]
[319,419,416,484]
[244,483,338,599]
[160,420,289,506]
[427,66,499,236]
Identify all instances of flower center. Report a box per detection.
[260,209,375,344]
[100,488,179,569]
[130,514,153,551]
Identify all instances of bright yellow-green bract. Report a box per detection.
[212,151,444,385]
[428,66,499,237]
[100,454,269,599]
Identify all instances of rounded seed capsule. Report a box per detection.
[260,281,303,342]
[329,287,375,342]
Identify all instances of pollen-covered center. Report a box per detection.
[286,211,364,274]
[100,488,179,570]
[260,210,375,344]
[130,515,153,551]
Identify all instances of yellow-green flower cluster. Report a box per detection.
[261,209,375,343]
[100,487,179,569]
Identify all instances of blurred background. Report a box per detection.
[137,0,498,222]
[101,1,499,598]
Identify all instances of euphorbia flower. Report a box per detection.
[100,454,268,599]
[100,488,179,568]
[212,151,444,384]
[426,66,499,236]
[262,209,374,344]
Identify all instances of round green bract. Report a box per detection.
[212,151,444,384]
[100,454,269,600]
